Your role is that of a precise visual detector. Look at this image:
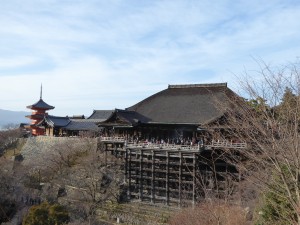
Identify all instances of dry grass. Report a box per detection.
[169,201,248,225]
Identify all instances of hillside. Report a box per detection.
[0,109,28,128]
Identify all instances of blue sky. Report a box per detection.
[1,0,300,116]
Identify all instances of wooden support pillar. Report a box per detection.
[179,152,182,207]
[125,148,128,182]
[139,149,143,201]
[192,153,196,207]
[127,148,132,201]
[114,143,117,156]
[166,151,170,205]
[105,143,108,166]
[151,150,155,203]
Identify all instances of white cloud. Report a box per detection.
[1,0,300,115]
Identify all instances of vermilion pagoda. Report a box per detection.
[26,85,54,136]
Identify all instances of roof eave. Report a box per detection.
[146,121,199,125]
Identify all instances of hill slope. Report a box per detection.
[0,109,28,128]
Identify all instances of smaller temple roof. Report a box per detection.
[37,115,101,132]
[87,110,114,123]
[64,119,100,131]
[38,115,71,128]
[27,98,55,110]
[98,109,150,127]
[70,115,85,119]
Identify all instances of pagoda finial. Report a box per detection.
[40,83,43,99]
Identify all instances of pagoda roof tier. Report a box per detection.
[27,124,44,128]
[27,98,55,110]
[25,114,44,119]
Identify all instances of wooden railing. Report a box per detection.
[100,136,126,142]
[210,140,247,149]
[126,143,201,151]
[99,137,247,150]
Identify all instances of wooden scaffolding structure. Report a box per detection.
[99,137,244,207]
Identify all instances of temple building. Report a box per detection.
[36,110,114,137]
[98,83,237,143]
[25,82,247,205]
[26,86,54,136]
[98,83,246,205]
[37,115,100,137]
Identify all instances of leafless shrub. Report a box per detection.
[169,200,247,225]
[214,60,300,224]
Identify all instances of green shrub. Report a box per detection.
[22,202,69,225]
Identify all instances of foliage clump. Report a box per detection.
[22,202,69,225]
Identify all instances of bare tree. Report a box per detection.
[216,60,300,224]
[0,127,22,155]
[37,139,124,223]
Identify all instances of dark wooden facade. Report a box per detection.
[98,83,246,206]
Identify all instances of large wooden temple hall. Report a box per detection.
[97,83,246,206]
[26,82,247,205]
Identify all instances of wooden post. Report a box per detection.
[179,152,182,207]
[166,151,169,205]
[125,148,128,182]
[105,143,108,166]
[127,148,131,201]
[151,150,155,203]
[192,153,196,207]
[139,149,143,201]
[114,143,117,156]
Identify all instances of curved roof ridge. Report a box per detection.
[168,83,227,89]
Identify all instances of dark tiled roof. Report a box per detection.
[38,115,100,131]
[126,83,237,125]
[64,119,100,131]
[87,110,114,122]
[70,115,85,119]
[38,115,71,127]
[27,98,55,110]
[99,109,150,126]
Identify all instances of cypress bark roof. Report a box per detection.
[27,98,55,110]
[126,83,236,125]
